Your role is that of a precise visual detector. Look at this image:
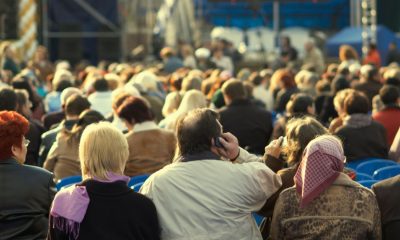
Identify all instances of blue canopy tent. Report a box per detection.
[325,25,397,63]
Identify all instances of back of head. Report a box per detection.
[131,71,159,92]
[177,90,207,114]
[0,87,17,111]
[65,94,91,117]
[339,45,359,61]
[93,78,109,92]
[284,116,328,165]
[117,96,153,124]
[287,93,314,116]
[0,111,29,160]
[60,87,82,106]
[176,108,221,156]
[343,91,369,115]
[55,79,73,92]
[66,109,105,142]
[160,47,175,59]
[79,122,129,180]
[360,64,378,82]
[221,79,246,101]
[181,76,202,92]
[248,73,263,86]
[379,85,400,106]
[331,76,350,94]
[277,69,296,89]
[333,89,356,113]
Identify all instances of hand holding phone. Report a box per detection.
[214,136,225,149]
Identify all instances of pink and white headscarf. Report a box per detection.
[294,135,346,208]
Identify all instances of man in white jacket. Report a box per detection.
[140,108,282,240]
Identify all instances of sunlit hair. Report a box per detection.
[339,45,359,62]
[0,111,29,160]
[79,122,129,180]
[283,116,328,165]
[333,89,356,114]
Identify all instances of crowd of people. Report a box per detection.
[1,35,400,240]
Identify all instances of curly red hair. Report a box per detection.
[0,111,29,160]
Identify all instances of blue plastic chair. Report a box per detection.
[356,160,398,176]
[346,158,376,170]
[252,213,264,226]
[358,180,378,189]
[56,175,82,191]
[356,172,373,181]
[373,165,400,180]
[132,182,144,192]
[128,174,150,188]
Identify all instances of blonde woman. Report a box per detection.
[159,89,207,131]
[48,122,160,240]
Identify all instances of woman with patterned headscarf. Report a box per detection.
[270,135,381,240]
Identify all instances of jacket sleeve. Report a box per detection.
[235,162,282,212]
[263,154,285,173]
[233,148,263,163]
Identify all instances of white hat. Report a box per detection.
[195,48,211,59]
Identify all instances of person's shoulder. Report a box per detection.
[20,164,53,179]
[372,175,400,193]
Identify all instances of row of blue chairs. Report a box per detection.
[346,158,400,188]
[56,174,150,191]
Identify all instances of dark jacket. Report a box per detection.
[372,176,400,240]
[42,111,65,130]
[47,180,160,240]
[219,99,273,155]
[336,120,388,162]
[26,119,45,166]
[0,158,56,240]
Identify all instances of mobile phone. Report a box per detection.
[214,136,224,148]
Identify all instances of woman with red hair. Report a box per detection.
[0,111,55,240]
[273,69,299,113]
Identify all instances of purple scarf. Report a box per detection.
[50,172,130,239]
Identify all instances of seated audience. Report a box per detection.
[272,93,315,140]
[159,89,207,131]
[15,89,45,165]
[0,111,55,239]
[329,89,356,133]
[39,93,90,166]
[44,110,104,181]
[335,91,388,161]
[259,116,328,238]
[44,69,74,113]
[270,135,381,239]
[352,65,382,110]
[219,80,273,155]
[140,108,282,240]
[273,69,299,113]
[48,122,160,239]
[372,175,400,240]
[248,70,274,111]
[88,78,113,117]
[117,96,176,176]
[42,87,82,130]
[372,85,400,145]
